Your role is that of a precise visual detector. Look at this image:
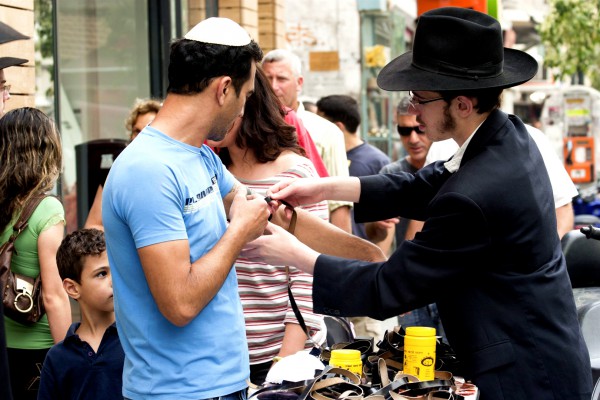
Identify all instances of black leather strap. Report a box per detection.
[278,201,310,342]
[248,380,314,400]
[265,196,319,349]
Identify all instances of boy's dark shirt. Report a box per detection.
[38,322,124,400]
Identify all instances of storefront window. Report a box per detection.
[55,0,151,232]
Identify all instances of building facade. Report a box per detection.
[2,0,553,232]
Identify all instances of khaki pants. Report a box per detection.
[348,316,383,350]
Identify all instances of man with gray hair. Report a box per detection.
[263,49,353,233]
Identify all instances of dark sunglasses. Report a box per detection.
[397,125,424,137]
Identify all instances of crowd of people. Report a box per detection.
[0,7,594,400]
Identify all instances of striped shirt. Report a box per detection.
[235,159,328,364]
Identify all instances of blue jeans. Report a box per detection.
[397,303,447,343]
[202,389,247,400]
[125,388,247,400]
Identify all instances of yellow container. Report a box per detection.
[329,349,362,376]
[403,326,436,381]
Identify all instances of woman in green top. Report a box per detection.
[0,107,71,400]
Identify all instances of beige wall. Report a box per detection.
[0,0,35,112]
[188,0,285,53]
[257,0,285,52]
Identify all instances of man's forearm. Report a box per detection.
[325,176,361,202]
[292,208,386,262]
[556,202,574,239]
[278,323,311,358]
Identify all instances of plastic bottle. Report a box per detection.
[403,326,436,381]
[329,349,362,377]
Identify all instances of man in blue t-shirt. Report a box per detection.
[102,19,269,400]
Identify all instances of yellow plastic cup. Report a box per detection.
[403,326,436,381]
[329,349,362,377]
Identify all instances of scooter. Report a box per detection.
[562,225,600,391]
[572,184,600,229]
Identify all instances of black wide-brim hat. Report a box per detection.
[377,7,539,91]
[0,57,28,70]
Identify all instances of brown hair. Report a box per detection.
[218,66,305,166]
[0,107,62,231]
[56,228,106,282]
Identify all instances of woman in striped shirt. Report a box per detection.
[208,66,328,385]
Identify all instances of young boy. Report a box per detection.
[38,228,124,399]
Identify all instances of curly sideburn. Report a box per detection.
[0,107,62,232]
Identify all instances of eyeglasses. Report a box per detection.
[1,85,11,94]
[408,91,444,108]
[397,125,424,137]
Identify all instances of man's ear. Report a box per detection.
[63,278,80,300]
[334,121,345,132]
[216,76,233,106]
[296,76,304,95]
[455,95,474,117]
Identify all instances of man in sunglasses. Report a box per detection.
[378,97,433,252]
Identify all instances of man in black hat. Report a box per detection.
[247,7,592,399]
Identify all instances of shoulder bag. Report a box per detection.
[0,195,48,324]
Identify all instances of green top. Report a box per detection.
[1,196,65,349]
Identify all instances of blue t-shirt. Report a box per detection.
[102,126,247,399]
[38,323,124,400]
[347,143,390,239]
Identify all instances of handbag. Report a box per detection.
[0,195,48,324]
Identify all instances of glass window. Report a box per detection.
[55,0,151,232]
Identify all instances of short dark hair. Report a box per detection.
[217,66,305,166]
[316,95,361,133]
[167,39,263,96]
[56,228,106,283]
[438,88,503,114]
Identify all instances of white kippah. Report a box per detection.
[184,17,251,46]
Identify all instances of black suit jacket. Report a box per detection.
[313,110,592,399]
